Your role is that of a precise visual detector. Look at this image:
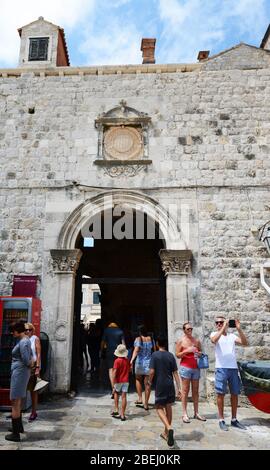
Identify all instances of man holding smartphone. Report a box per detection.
[210,317,248,431]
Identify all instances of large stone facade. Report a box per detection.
[1,19,270,393]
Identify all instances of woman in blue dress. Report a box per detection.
[130,325,155,410]
[5,321,33,442]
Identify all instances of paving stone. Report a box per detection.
[134,430,157,440]
[1,393,270,449]
[80,419,111,428]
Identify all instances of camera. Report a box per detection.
[229,319,236,328]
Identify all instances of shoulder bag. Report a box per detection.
[197,353,209,369]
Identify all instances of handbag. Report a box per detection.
[197,353,209,369]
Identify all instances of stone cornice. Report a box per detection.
[0,63,201,78]
[159,249,192,275]
[50,249,82,274]
[94,159,152,166]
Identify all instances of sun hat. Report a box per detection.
[34,377,49,392]
[114,344,128,358]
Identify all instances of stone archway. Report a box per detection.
[48,191,192,392]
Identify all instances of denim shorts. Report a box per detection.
[215,368,241,395]
[135,366,150,376]
[179,366,200,380]
[114,382,129,393]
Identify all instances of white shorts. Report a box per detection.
[114,382,129,393]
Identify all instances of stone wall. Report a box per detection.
[202,43,270,71]
[1,65,270,189]
[0,189,45,295]
[1,43,270,376]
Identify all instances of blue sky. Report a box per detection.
[1,0,270,67]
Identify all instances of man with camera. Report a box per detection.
[210,317,248,431]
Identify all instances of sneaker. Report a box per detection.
[219,420,228,431]
[28,412,37,422]
[231,419,246,430]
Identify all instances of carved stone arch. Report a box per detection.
[57,190,186,251]
[47,190,193,392]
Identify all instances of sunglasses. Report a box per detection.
[25,329,33,332]
[186,327,193,331]
[215,321,224,325]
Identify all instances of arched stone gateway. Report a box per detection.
[48,191,192,392]
[57,191,186,251]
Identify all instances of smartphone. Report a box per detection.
[229,319,236,328]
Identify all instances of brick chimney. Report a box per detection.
[197,50,210,61]
[141,38,156,64]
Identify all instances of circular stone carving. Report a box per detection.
[55,321,67,341]
[104,127,142,160]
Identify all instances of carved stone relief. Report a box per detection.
[103,164,146,177]
[55,320,67,341]
[103,126,143,160]
[50,249,82,274]
[94,101,152,176]
[159,249,192,275]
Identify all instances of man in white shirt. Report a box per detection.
[210,317,248,431]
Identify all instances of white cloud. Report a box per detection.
[0,0,95,66]
[158,0,197,29]
[157,0,268,63]
[79,21,142,65]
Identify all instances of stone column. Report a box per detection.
[49,249,82,392]
[159,249,192,354]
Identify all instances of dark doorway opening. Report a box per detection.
[71,211,167,393]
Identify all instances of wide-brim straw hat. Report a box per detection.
[114,344,128,358]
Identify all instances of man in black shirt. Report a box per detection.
[149,336,181,447]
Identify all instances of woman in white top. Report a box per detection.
[25,323,41,421]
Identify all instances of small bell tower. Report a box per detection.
[18,16,70,68]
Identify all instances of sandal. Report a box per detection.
[111,411,120,417]
[144,406,149,411]
[160,433,167,441]
[134,400,143,406]
[194,414,207,421]
[167,429,174,447]
[182,416,191,423]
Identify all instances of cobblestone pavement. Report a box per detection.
[0,389,270,450]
